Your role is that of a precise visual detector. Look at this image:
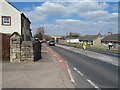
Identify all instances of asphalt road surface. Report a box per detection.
[58,44,119,58]
[50,46,119,89]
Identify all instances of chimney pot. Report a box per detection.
[108,32,112,35]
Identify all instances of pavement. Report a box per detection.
[2,44,74,88]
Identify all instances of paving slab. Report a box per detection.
[2,44,74,88]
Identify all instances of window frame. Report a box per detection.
[2,16,11,26]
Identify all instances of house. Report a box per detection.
[58,38,66,44]
[0,0,32,61]
[101,33,120,48]
[79,33,103,46]
[0,0,32,41]
[66,37,80,43]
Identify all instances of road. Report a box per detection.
[50,46,119,89]
[58,44,119,58]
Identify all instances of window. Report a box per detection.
[2,16,11,26]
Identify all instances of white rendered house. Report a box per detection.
[0,0,32,41]
[66,38,80,43]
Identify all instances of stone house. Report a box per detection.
[79,33,103,47]
[101,33,120,48]
[0,0,32,41]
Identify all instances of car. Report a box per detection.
[31,38,41,43]
[49,41,55,46]
[43,41,47,43]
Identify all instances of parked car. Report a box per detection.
[49,41,55,46]
[32,38,41,43]
[43,41,47,43]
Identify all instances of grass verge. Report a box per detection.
[62,43,120,52]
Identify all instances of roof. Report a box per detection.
[21,13,31,23]
[5,0,31,23]
[66,37,80,40]
[79,35,101,41]
[10,32,21,37]
[101,34,120,42]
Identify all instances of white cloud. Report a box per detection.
[112,3,118,11]
[25,1,118,36]
[56,19,81,23]
[99,13,118,22]
[79,10,108,19]
[32,19,118,36]
[34,2,66,16]
[23,1,117,23]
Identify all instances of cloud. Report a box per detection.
[112,3,118,12]
[79,10,108,19]
[34,2,66,16]
[23,1,118,23]
[32,19,118,36]
[56,19,80,22]
[24,1,118,36]
[99,13,118,22]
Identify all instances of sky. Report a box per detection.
[9,0,118,36]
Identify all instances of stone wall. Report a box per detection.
[21,41,34,62]
[10,32,41,62]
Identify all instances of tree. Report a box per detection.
[43,34,51,41]
[66,32,80,37]
[34,27,45,40]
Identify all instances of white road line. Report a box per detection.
[86,79,99,89]
[59,60,63,62]
[65,61,75,83]
[73,67,77,71]
[112,63,118,66]
[77,71,83,75]
[73,68,83,75]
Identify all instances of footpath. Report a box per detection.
[2,44,74,88]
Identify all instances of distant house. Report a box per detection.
[0,0,32,41]
[101,33,120,48]
[58,38,66,44]
[79,33,103,46]
[66,37,80,43]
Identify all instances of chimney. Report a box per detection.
[98,32,101,36]
[108,32,112,36]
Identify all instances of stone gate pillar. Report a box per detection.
[10,32,21,62]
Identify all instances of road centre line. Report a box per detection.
[73,68,83,76]
[73,68,100,89]
[86,79,99,89]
